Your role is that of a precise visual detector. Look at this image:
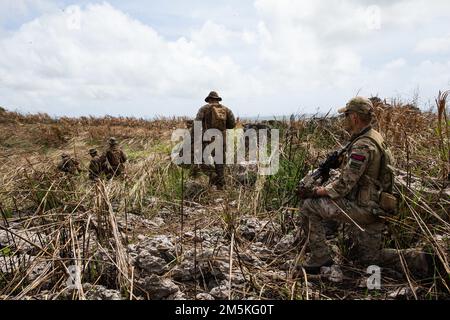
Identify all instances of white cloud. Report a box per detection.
[191,20,236,48]
[0,3,263,115]
[0,0,57,27]
[1,0,450,117]
[381,0,450,28]
[247,0,450,107]
[190,20,258,49]
[251,0,367,90]
[384,58,407,70]
[415,36,450,54]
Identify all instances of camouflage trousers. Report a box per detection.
[190,141,226,188]
[105,164,124,179]
[191,163,225,188]
[301,197,383,264]
[301,197,430,275]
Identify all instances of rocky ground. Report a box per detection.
[2,185,448,300]
[1,106,449,300]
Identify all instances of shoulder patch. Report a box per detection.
[350,154,366,162]
[349,161,362,170]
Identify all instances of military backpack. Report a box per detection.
[211,105,227,131]
[355,131,398,214]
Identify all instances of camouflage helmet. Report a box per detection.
[89,148,98,156]
[61,153,69,159]
[338,97,374,115]
[205,91,222,103]
[108,137,118,145]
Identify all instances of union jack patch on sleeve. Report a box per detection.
[350,154,366,162]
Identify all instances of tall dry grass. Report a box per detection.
[0,93,449,300]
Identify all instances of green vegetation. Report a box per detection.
[0,95,448,300]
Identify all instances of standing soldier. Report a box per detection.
[296,97,429,275]
[57,153,81,175]
[105,137,127,179]
[195,91,236,189]
[88,148,105,180]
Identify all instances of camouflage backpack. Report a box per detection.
[375,145,397,214]
[211,105,227,131]
[107,149,122,167]
[357,131,397,213]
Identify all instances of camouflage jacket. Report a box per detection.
[195,102,236,131]
[324,127,391,208]
[88,155,106,179]
[58,158,80,174]
[105,147,127,169]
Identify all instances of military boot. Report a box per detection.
[323,220,339,240]
[298,254,333,274]
[215,164,225,190]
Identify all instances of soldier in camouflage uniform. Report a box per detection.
[105,137,127,179]
[57,153,81,175]
[298,97,429,275]
[194,91,236,189]
[88,148,105,180]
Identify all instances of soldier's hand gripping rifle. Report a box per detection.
[297,126,372,199]
[297,145,349,199]
[278,142,349,206]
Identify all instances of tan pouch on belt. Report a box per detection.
[380,192,398,214]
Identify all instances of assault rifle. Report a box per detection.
[298,126,372,198]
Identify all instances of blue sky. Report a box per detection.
[0,0,450,118]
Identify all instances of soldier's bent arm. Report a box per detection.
[226,109,236,129]
[106,150,113,161]
[121,150,127,163]
[195,106,207,121]
[99,154,107,171]
[324,139,373,199]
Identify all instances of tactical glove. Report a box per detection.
[298,186,319,199]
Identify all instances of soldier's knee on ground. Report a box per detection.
[300,198,323,219]
[345,222,384,265]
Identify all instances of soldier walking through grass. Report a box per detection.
[105,137,127,179]
[57,153,81,175]
[193,91,236,189]
[88,148,106,180]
